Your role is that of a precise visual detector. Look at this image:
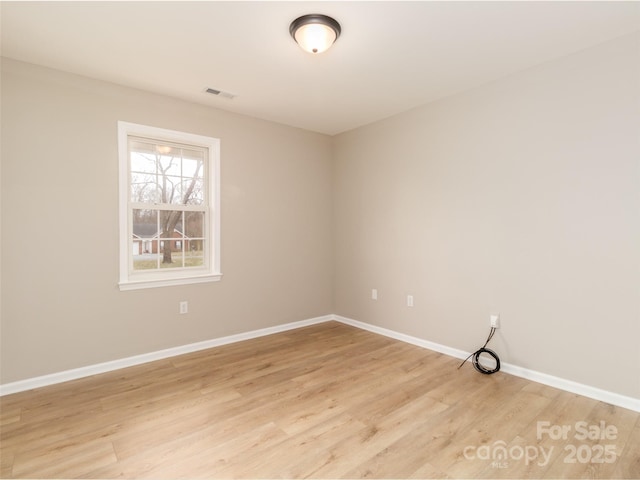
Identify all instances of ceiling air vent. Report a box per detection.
[205,87,236,100]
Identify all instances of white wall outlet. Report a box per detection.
[407,295,414,307]
[179,301,188,314]
[490,314,500,328]
[372,289,378,300]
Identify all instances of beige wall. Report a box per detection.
[333,33,640,399]
[2,32,638,401]
[0,59,334,383]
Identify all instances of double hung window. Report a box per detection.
[118,122,221,290]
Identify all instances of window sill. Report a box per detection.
[119,273,222,291]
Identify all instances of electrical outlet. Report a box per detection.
[407,295,414,307]
[372,289,378,300]
[490,314,500,328]
[180,301,188,314]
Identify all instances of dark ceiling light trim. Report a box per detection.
[289,14,341,54]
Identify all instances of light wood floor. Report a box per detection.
[1,321,639,479]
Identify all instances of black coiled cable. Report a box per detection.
[457,327,501,375]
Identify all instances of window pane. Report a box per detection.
[184,178,204,205]
[157,169,203,206]
[188,239,205,267]
[163,250,185,269]
[160,155,181,176]
[131,209,203,271]
[184,212,205,267]
[160,176,182,204]
[130,142,206,207]
[155,211,185,268]
[130,151,158,174]
[183,157,202,176]
[132,209,158,238]
[133,252,161,271]
[132,209,159,271]
[131,172,160,203]
[185,212,204,238]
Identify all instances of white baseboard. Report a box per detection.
[2,313,639,413]
[332,314,640,413]
[334,315,471,360]
[0,315,331,397]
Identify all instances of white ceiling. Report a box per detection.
[2,1,639,135]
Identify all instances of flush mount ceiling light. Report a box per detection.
[289,14,341,54]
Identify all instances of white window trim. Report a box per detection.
[118,121,221,291]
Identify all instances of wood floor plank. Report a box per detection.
[1,321,638,479]
[473,390,597,479]
[11,438,117,479]
[207,413,365,479]
[611,416,640,478]
[294,393,450,479]
[433,389,556,478]
[542,400,640,479]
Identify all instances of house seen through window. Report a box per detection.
[118,122,221,290]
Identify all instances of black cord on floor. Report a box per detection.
[457,327,501,374]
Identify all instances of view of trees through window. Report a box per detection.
[129,138,207,271]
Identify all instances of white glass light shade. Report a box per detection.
[290,14,341,54]
[294,23,337,54]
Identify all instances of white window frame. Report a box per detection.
[118,121,221,290]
